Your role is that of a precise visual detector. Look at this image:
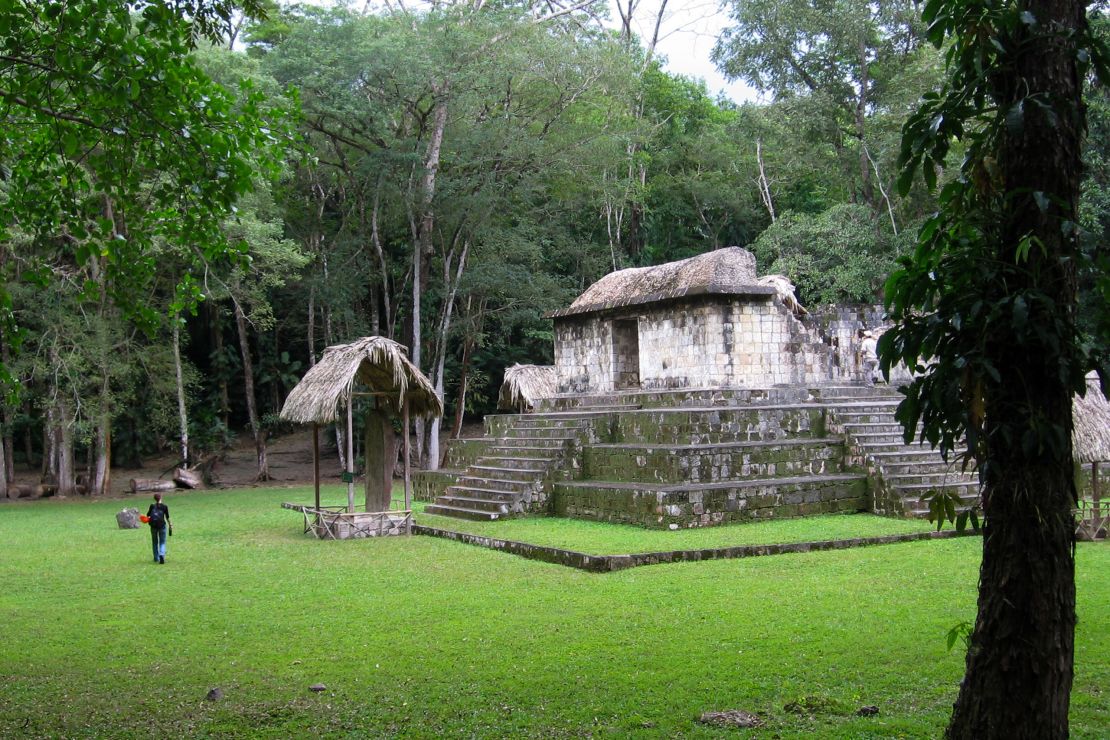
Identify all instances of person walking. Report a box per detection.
[859,330,879,386]
[146,492,172,564]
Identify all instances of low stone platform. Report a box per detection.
[414,384,978,527]
[553,474,868,529]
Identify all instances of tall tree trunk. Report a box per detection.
[54,399,75,497]
[946,1,1084,736]
[364,406,396,512]
[92,373,110,495]
[307,286,316,367]
[211,304,230,430]
[412,85,450,467]
[173,314,189,466]
[234,302,269,481]
[452,331,475,440]
[0,420,7,498]
[855,39,874,209]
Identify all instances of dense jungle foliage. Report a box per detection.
[0,0,1105,486]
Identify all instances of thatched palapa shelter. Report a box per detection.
[498,364,557,412]
[280,337,442,537]
[1073,372,1110,539]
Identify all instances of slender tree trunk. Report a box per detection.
[173,315,189,466]
[92,373,111,496]
[307,286,316,367]
[946,1,1084,736]
[0,325,13,483]
[322,299,345,470]
[452,331,476,440]
[0,422,7,498]
[54,399,75,497]
[234,302,269,481]
[211,305,230,430]
[24,401,36,472]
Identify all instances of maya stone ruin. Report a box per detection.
[415,247,977,528]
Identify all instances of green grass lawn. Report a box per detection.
[1,485,1107,738]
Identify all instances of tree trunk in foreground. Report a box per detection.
[946,0,1084,736]
[234,302,269,481]
[364,407,396,512]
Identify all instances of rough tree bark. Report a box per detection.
[945,0,1085,736]
[364,406,396,512]
[234,302,269,481]
[173,314,189,466]
[92,372,111,496]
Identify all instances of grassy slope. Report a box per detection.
[0,485,1106,738]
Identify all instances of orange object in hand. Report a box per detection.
[140,515,150,523]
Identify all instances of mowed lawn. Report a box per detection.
[1,486,1107,738]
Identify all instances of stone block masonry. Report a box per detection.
[552,475,868,529]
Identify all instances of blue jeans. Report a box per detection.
[151,527,167,561]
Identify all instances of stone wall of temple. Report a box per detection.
[553,294,846,393]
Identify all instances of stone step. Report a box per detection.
[480,453,559,468]
[434,494,512,513]
[815,386,902,400]
[494,429,578,440]
[486,439,572,452]
[455,476,530,492]
[877,460,975,476]
[468,464,545,480]
[843,422,918,435]
[849,432,922,445]
[897,480,981,494]
[424,503,504,521]
[487,444,565,455]
[883,472,979,486]
[869,448,967,461]
[444,485,521,502]
[508,418,589,427]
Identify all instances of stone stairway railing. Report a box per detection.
[424,416,591,521]
[825,396,980,517]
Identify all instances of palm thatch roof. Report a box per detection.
[548,247,775,318]
[498,364,557,411]
[1073,372,1110,463]
[280,337,442,424]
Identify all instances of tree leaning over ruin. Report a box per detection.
[880,0,1109,737]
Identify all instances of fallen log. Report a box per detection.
[12,484,35,499]
[129,478,176,494]
[173,467,203,489]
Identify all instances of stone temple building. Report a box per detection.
[414,247,976,528]
[549,247,847,393]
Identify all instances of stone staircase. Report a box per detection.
[824,394,980,517]
[424,415,591,521]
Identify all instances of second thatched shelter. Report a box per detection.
[1073,372,1110,540]
[498,364,557,412]
[280,337,442,532]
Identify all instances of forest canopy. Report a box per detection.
[0,0,1105,489]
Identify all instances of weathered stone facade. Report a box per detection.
[550,249,902,395]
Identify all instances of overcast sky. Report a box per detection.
[620,1,762,104]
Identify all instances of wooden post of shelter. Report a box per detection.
[346,397,355,513]
[312,422,321,524]
[403,404,411,534]
[1094,461,1101,522]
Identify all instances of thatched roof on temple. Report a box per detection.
[548,247,776,319]
[280,337,442,424]
[498,364,557,411]
[1074,372,1110,463]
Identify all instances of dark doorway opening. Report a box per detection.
[612,319,641,390]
